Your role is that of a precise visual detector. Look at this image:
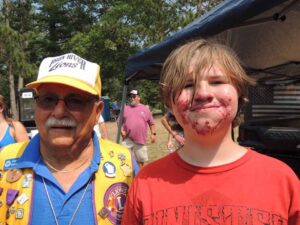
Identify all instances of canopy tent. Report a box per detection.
[116,0,300,142]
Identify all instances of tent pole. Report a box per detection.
[116,82,128,143]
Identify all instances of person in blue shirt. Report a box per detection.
[0,53,138,225]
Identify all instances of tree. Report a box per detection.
[0,0,36,119]
[61,0,223,105]
[0,0,224,113]
[90,0,224,107]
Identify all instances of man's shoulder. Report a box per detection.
[123,105,132,113]
[100,139,130,153]
[0,141,29,168]
[135,104,152,114]
[0,141,29,156]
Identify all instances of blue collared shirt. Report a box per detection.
[16,133,101,225]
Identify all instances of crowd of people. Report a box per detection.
[0,39,299,225]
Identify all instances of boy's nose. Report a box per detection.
[194,83,213,101]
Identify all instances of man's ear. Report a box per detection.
[96,101,104,121]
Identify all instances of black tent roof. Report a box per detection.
[125,0,299,82]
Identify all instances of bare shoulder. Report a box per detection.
[11,120,26,130]
[11,120,24,127]
[10,120,29,141]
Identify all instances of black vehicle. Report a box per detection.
[238,70,300,178]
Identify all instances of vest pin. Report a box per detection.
[98,207,109,218]
[15,208,24,219]
[6,169,22,183]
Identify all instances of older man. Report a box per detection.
[121,90,156,168]
[0,53,136,225]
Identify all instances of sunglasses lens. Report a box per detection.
[35,94,97,111]
[65,95,87,111]
[36,94,58,110]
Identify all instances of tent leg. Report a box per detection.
[116,83,128,143]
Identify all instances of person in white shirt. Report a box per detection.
[94,115,108,139]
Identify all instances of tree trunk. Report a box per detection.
[8,60,18,119]
[4,0,18,120]
[18,76,24,90]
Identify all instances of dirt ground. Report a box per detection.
[105,115,170,164]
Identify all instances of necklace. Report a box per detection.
[43,157,90,173]
[42,177,91,225]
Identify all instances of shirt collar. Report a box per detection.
[16,132,101,171]
[15,134,41,169]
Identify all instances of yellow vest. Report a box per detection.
[0,139,134,225]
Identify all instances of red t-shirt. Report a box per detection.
[122,150,300,225]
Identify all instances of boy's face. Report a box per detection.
[170,63,238,137]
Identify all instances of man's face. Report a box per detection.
[129,94,140,106]
[35,84,103,150]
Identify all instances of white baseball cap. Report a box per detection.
[26,53,101,97]
[129,90,139,95]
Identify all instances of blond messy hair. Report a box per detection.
[160,38,255,127]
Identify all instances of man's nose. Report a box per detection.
[52,99,68,116]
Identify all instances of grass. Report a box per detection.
[105,115,170,164]
[105,115,239,165]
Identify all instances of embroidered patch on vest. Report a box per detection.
[102,182,129,224]
[4,158,19,170]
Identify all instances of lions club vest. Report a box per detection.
[0,139,134,224]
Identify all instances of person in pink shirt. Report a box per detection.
[121,90,156,167]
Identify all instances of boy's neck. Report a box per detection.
[178,129,247,167]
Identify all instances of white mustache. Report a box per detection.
[46,117,77,128]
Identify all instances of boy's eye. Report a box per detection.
[210,80,225,85]
[184,83,194,89]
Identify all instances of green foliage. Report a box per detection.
[0,0,38,117]
[131,80,162,110]
[1,0,224,110]
[0,68,9,101]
